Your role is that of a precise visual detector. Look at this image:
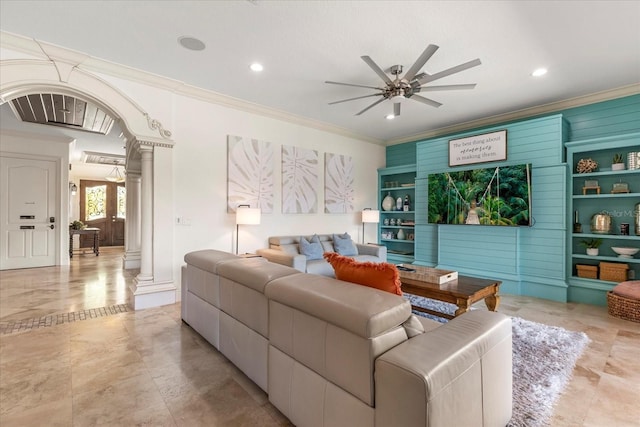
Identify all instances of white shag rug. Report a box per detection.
[406,294,590,427]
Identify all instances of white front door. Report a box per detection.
[0,156,57,270]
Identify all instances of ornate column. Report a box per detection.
[135,145,154,283]
[122,171,141,269]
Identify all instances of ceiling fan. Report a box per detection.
[326,44,481,117]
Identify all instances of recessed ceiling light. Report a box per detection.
[531,68,547,77]
[385,114,395,120]
[178,36,206,51]
[250,63,264,72]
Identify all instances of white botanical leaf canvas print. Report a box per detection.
[324,152,354,213]
[282,145,318,214]
[227,135,274,213]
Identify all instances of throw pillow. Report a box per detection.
[324,252,402,296]
[299,235,323,260]
[332,232,358,256]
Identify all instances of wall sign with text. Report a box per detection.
[449,130,507,166]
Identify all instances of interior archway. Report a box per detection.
[1,58,177,309]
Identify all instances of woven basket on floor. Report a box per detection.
[607,291,640,323]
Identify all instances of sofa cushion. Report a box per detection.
[324,252,402,296]
[299,234,324,260]
[333,232,358,256]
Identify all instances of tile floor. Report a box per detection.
[0,248,639,426]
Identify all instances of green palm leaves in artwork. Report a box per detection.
[428,164,531,226]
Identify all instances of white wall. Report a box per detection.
[1,53,386,301]
[170,95,385,296]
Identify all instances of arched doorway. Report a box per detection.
[1,54,176,309]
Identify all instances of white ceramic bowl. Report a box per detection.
[611,247,639,258]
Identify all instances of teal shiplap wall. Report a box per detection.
[389,94,640,302]
[414,115,569,299]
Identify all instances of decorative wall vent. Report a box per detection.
[10,93,115,135]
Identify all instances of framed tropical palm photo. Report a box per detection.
[428,163,532,226]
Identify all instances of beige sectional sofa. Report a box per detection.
[256,234,387,276]
[182,249,513,427]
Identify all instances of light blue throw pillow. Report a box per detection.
[299,235,323,260]
[332,232,358,256]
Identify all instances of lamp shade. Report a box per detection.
[362,209,380,223]
[236,207,261,225]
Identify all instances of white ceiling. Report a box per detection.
[1,0,639,145]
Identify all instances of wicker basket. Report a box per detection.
[576,264,598,279]
[599,262,629,282]
[607,291,640,323]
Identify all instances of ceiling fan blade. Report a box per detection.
[394,102,401,117]
[417,58,482,84]
[355,97,387,116]
[361,56,393,85]
[328,93,382,105]
[419,84,477,92]
[410,95,442,108]
[325,81,383,90]
[403,44,439,81]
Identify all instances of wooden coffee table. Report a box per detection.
[398,265,501,319]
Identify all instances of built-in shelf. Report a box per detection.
[378,165,417,264]
[565,132,640,296]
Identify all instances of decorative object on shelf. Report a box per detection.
[390,218,396,226]
[576,264,598,279]
[576,158,598,173]
[611,181,630,194]
[599,262,629,282]
[407,233,415,241]
[580,238,603,256]
[573,210,582,233]
[381,231,394,239]
[620,223,630,236]
[397,228,406,240]
[383,218,390,226]
[590,213,612,234]
[628,152,639,170]
[635,202,640,236]
[69,220,85,230]
[611,247,639,259]
[611,153,625,171]
[361,208,380,244]
[382,192,395,211]
[396,197,402,211]
[403,195,411,211]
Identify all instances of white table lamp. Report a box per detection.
[361,208,380,244]
[235,205,261,254]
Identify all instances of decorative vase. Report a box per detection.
[382,192,394,211]
[396,197,402,211]
[586,248,599,256]
[611,163,625,171]
[397,228,405,240]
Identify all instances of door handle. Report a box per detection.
[50,224,55,229]
[20,225,35,229]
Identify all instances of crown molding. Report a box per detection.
[0,31,383,146]
[387,84,640,146]
[3,30,636,148]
